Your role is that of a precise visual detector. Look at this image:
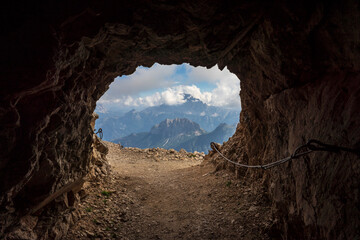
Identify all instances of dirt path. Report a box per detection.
[65,142,272,239]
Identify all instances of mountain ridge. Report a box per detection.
[96,95,240,141]
[113,118,236,153]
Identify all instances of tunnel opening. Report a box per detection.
[94,62,241,153]
[1,1,359,239]
[72,62,254,239]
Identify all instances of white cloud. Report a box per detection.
[98,63,241,110]
[117,85,197,106]
[184,64,240,108]
[184,64,237,84]
[208,79,240,108]
[100,63,178,101]
[108,84,240,109]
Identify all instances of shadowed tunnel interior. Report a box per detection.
[0,0,359,239]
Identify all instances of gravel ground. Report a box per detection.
[64,141,273,240]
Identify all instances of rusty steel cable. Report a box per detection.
[210,139,359,170]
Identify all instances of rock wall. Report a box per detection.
[0,0,359,239]
[218,2,360,239]
[1,114,109,239]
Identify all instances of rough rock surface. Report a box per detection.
[1,1,359,239]
[1,115,110,239]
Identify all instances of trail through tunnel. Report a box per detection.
[0,1,359,239]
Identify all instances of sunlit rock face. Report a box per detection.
[1,0,359,239]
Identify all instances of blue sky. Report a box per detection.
[98,63,241,110]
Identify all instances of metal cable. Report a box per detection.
[95,128,103,139]
[210,139,359,170]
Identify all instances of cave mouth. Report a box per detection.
[94,62,241,152]
[1,1,359,239]
[3,14,246,218]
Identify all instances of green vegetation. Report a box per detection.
[101,190,112,197]
[85,207,92,212]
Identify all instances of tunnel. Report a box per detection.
[0,0,359,239]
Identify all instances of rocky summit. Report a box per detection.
[115,118,236,153]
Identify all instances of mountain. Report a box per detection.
[113,118,236,153]
[150,118,205,138]
[95,94,240,141]
[175,123,236,153]
[114,118,206,149]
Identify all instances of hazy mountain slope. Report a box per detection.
[114,118,205,149]
[114,118,236,153]
[174,123,236,153]
[95,94,240,141]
